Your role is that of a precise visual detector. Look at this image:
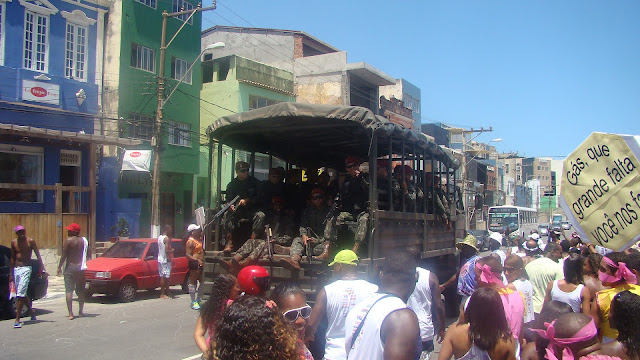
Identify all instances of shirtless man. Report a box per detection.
[57,223,90,320]
[10,225,44,328]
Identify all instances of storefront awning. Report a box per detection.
[0,123,143,147]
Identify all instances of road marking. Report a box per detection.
[181,355,202,360]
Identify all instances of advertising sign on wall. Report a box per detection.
[22,80,60,105]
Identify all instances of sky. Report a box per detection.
[202,0,639,159]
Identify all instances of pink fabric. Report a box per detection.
[601,257,637,284]
[499,289,525,339]
[530,318,598,360]
[475,262,505,287]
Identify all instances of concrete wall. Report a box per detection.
[201,29,296,72]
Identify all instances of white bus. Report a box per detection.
[488,205,538,239]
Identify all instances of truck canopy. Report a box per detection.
[207,102,460,170]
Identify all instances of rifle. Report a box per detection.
[265,225,273,260]
[204,195,240,230]
[323,192,341,225]
[306,227,313,265]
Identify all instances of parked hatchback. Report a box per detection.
[85,238,189,302]
[0,245,48,318]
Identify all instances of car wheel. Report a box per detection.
[118,279,137,302]
[181,272,190,294]
[9,297,29,318]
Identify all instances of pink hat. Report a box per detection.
[14,225,25,233]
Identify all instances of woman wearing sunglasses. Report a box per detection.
[272,282,314,360]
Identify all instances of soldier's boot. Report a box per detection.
[218,254,241,273]
[351,241,361,255]
[223,234,234,253]
[314,242,331,261]
[279,255,302,270]
[232,256,256,272]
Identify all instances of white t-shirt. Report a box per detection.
[407,267,435,342]
[513,278,535,323]
[323,279,378,360]
[157,235,168,263]
[345,293,413,360]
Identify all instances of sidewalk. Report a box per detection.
[40,274,66,301]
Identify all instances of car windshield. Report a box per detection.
[102,242,148,259]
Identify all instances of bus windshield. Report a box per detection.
[489,212,518,232]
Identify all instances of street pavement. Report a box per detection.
[1,276,201,360]
[1,274,461,359]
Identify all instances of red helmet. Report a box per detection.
[237,265,271,295]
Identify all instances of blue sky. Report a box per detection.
[202,1,639,158]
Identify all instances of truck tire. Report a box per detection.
[118,279,137,302]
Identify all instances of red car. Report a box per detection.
[85,238,190,302]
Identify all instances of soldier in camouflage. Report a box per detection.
[217,196,295,272]
[392,164,424,213]
[324,156,370,255]
[280,188,331,270]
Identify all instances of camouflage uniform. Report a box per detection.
[425,187,448,220]
[393,181,424,213]
[324,174,370,246]
[290,203,331,257]
[234,210,296,260]
[224,175,265,235]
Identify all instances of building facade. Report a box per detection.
[99,0,202,240]
[0,0,116,268]
[199,54,295,207]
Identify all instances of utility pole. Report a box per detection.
[150,2,216,237]
[461,127,494,230]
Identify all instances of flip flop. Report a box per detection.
[13,322,22,328]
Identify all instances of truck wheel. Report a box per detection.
[118,279,137,302]
[181,272,190,294]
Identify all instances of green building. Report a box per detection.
[98,0,202,239]
[197,55,295,208]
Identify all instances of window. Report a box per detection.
[124,113,154,140]
[450,133,463,143]
[172,0,194,24]
[135,0,156,8]
[249,95,279,110]
[0,2,5,65]
[404,93,413,110]
[24,11,49,72]
[505,164,509,173]
[65,23,87,81]
[131,43,155,73]
[0,145,43,203]
[168,122,191,147]
[171,57,191,84]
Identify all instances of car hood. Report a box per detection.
[86,257,140,272]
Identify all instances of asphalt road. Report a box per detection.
[0,277,201,360]
[1,269,467,360]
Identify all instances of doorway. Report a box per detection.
[160,192,176,232]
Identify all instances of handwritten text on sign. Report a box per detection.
[561,133,640,250]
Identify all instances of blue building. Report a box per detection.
[0,0,138,260]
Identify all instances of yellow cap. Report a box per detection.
[328,250,359,266]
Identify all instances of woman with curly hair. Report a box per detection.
[583,253,606,301]
[600,290,640,360]
[438,287,516,360]
[194,274,240,359]
[271,282,314,360]
[212,295,298,360]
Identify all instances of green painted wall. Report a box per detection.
[116,0,202,235]
[196,55,295,208]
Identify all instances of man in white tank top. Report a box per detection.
[344,251,420,360]
[306,250,378,360]
[407,263,445,360]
